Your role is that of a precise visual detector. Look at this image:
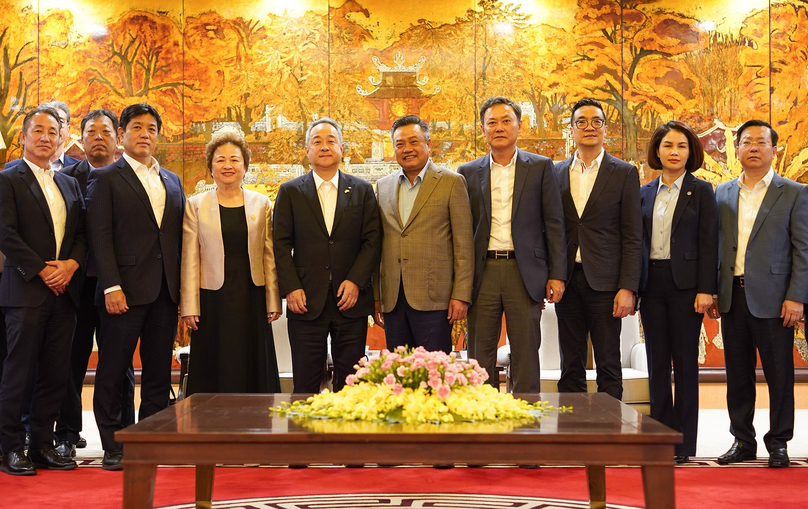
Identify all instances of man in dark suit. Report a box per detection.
[0,105,86,475]
[714,120,808,468]
[458,97,567,393]
[55,109,136,459]
[86,103,185,471]
[553,98,643,401]
[274,117,381,393]
[4,101,80,170]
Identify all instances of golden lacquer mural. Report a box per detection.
[2,0,808,366]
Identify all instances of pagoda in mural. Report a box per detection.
[357,51,441,130]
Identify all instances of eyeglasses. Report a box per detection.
[573,118,606,129]
[739,141,772,149]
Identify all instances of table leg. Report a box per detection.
[196,463,215,509]
[642,464,675,509]
[123,462,156,509]
[585,464,606,509]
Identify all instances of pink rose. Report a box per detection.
[428,377,441,389]
[396,366,408,377]
[381,360,393,370]
[444,372,456,386]
[436,384,451,399]
[392,384,404,396]
[345,374,356,386]
[455,373,468,386]
[384,373,396,386]
[419,381,428,389]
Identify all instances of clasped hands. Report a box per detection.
[38,259,79,296]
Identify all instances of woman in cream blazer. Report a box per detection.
[181,131,282,394]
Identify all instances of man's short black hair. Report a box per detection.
[119,103,162,134]
[736,119,778,147]
[81,109,119,134]
[390,115,430,141]
[479,96,522,123]
[22,105,62,133]
[570,98,606,122]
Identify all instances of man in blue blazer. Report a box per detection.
[0,105,86,475]
[4,101,80,171]
[553,98,643,401]
[86,104,185,470]
[274,117,381,394]
[714,120,808,468]
[458,96,567,393]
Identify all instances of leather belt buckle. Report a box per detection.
[739,276,744,288]
[488,250,515,260]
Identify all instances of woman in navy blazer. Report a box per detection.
[639,121,718,463]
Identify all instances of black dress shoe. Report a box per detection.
[717,441,756,464]
[432,464,455,469]
[76,436,87,449]
[0,449,36,476]
[29,446,77,470]
[102,450,123,471]
[519,464,539,469]
[768,448,790,468]
[55,440,77,459]
[674,455,689,464]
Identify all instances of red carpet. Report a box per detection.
[1,465,803,508]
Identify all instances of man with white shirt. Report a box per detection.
[553,98,643,401]
[714,120,808,468]
[0,105,86,475]
[274,117,380,393]
[458,97,567,393]
[4,101,80,170]
[86,104,185,470]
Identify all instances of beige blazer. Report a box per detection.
[180,188,282,317]
[375,160,474,312]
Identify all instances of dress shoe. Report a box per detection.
[519,464,539,469]
[768,448,790,468]
[76,436,87,449]
[29,446,77,470]
[717,441,756,464]
[102,450,124,471]
[287,464,308,469]
[674,455,689,464]
[55,440,77,459]
[0,449,36,476]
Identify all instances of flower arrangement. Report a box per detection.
[272,346,568,425]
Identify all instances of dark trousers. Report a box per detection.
[639,260,701,457]
[93,278,177,451]
[384,285,452,354]
[467,258,542,393]
[722,278,794,452]
[0,293,76,453]
[556,263,623,400]
[287,290,367,393]
[55,276,136,444]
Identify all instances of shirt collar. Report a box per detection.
[572,149,605,172]
[122,152,160,175]
[738,167,775,191]
[23,157,52,175]
[657,172,686,194]
[313,169,340,190]
[489,150,518,171]
[398,160,429,186]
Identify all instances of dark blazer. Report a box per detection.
[0,161,86,307]
[554,151,643,292]
[62,159,92,195]
[716,173,808,317]
[4,154,80,170]
[639,172,718,294]
[273,170,381,320]
[458,149,567,304]
[85,157,185,306]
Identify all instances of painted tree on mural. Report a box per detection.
[0,6,37,160]
[572,0,707,161]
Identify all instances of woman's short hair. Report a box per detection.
[646,120,704,172]
[205,131,251,175]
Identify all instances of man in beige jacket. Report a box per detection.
[373,115,474,353]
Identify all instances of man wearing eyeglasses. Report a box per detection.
[553,98,643,401]
[713,120,808,468]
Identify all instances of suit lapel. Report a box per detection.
[18,162,55,232]
[299,172,329,236]
[118,159,158,227]
[332,172,352,233]
[403,162,440,230]
[479,155,492,228]
[749,175,784,243]
[511,150,528,221]
[556,157,578,220]
[726,179,740,246]
[641,179,658,239]
[670,172,695,234]
[581,153,613,219]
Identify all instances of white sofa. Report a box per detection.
[496,303,650,412]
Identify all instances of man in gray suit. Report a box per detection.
[714,120,808,468]
[373,115,473,354]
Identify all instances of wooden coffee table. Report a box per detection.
[116,392,680,509]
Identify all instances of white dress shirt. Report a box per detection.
[649,172,685,260]
[397,164,427,225]
[488,151,517,251]
[313,170,340,235]
[569,149,605,262]
[122,152,166,227]
[25,157,67,258]
[735,168,774,276]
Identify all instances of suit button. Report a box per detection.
[401,233,407,238]
[158,254,162,259]
[730,266,734,271]
[671,238,675,243]
[325,265,330,270]
[732,247,737,251]
[329,240,334,245]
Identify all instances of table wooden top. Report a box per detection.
[116,393,680,447]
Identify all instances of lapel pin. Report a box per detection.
[344,187,351,194]
[687,191,692,195]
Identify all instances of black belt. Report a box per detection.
[649,259,671,267]
[734,276,745,288]
[487,250,515,260]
